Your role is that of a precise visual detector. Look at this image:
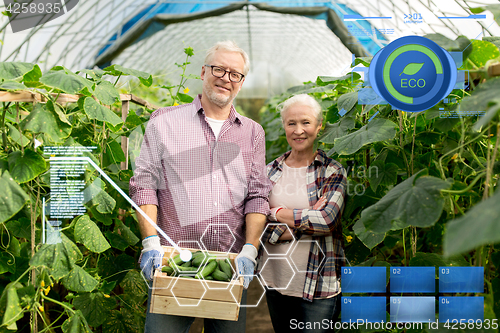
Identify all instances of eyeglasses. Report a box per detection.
[205,65,245,83]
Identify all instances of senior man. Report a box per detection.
[129,40,271,333]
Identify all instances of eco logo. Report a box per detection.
[3,0,79,33]
[369,36,457,112]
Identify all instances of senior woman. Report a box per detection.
[259,94,347,333]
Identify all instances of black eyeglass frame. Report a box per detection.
[204,64,245,83]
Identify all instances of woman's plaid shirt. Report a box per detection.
[259,149,347,301]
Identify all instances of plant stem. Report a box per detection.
[114,74,122,86]
[398,110,410,178]
[441,172,486,194]
[1,102,11,152]
[483,127,492,200]
[402,228,407,266]
[410,117,417,175]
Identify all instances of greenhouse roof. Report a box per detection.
[1,0,499,98]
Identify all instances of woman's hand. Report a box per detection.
[313,196,327,210]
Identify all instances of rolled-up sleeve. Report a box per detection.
[244,125,272,216]
[129,116,164,207]
[293,167,347,235]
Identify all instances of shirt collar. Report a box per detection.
[193,94,242,125]
[273,149,328,170]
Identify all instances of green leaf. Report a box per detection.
[474,4,500,26]
[0,282,23,330]
[400,63,424,76]
[40,69,93,95]
[5,218,30,239]
[61,309,92,333]
[103,64,152,87]
[20,103,72,143]
[484,37,500,50]
[30,233,82,280]
[409,252,445,267]
[0,62,37,80]
[89,206,114,226]
[104,231,129,251]
[62,265,99,293]
[0,170,29,224]
[83,97,123,127]
[102,308,144,333]
[368,161,398,192]
[459,76,500,115]
[73,292,116,327]
[120,270,147,302]
[318,118,355,144]
[94,81,120,105]
[8,149,47,184]
[115,220,139,246]
[77,69,105,80]
[184,47,194,56]
[462,40,500,70]
[176,93,194,103]
[6,123,29,147]
[444,188,500,256]
[316,73,361,85]
[337,91,358,113]
[424,34,472,59]
[103,139,126,168]
[357,170,451,235]
[353,220,386,250]
[334,119,398,155]
[47,99,72,126]
[74,215,111,253]
[0,81,27,91]
[83,178,116,214]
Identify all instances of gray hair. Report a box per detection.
[204,40,250,75]
[279,94,323,124]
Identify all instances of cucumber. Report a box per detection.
[161,266,174,275]
[205,275,214,280]
[192,253,207,267]
[195,260,217,279]
[212,268,230,282]
[219,259,233,278]
[170,254,184,266]
[181,260,192,267]
[177,266,197,272]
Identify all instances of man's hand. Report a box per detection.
[235,243,258,289]
[140,235,164,281]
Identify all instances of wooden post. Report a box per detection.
[120,100,129,170]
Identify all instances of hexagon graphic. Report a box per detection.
[259,223,296,256]
[289,239,325,273]
[230,274,266,308]
[170,274,207,306]
[200,224,236,256]
[259,257,295,291]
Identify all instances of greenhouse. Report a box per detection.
[1,0,500,332]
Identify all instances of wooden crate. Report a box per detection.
[150,246,244,321]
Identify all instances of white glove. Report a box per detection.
[235,244,258,289]
[140,235,164,281]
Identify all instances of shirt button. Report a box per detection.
[213,175,216,179]
[214,202,217,206]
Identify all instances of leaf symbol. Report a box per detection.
[399,63,424,76]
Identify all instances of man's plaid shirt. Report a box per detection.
[259,149,347,301]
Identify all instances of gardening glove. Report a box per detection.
[235,243,258,289]
[140,235,164,281]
